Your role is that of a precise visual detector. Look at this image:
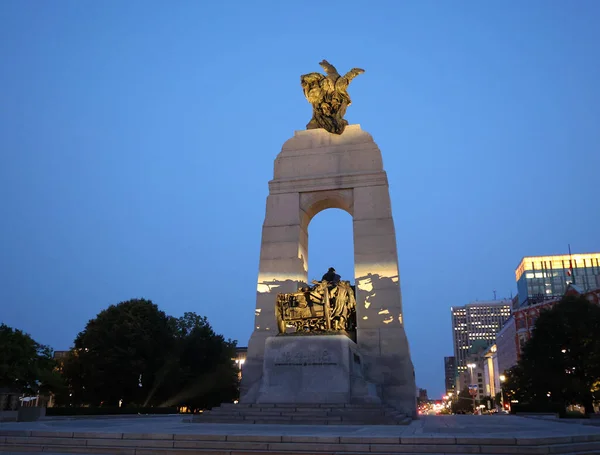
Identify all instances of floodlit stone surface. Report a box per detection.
[241,125,416,417]
[256,335,378,404]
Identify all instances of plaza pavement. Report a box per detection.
[1,414,600,454]
[1,414,599,437]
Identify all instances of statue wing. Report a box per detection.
[319,59,340,77]
[301,72,325,103]
[336,68,365,93]
[343,68,365,82]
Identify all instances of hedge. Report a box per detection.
[510,402,566,418]
[46,406,179,416]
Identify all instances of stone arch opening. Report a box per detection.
[296,189,354,278]
[307,208,354,285]
[299,189,353,228]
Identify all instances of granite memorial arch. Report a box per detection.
[240,125,417,415]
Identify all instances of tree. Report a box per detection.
[62,299,174,407]
[451,388,475,414]
[159,312,238,411]
[0,324,62,396]
[502,364,528,405]
[494,392,502,407]
[58,303,238,410]
[481,395,494,410]
[513,295,600,414]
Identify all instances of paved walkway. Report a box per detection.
[1,415,600,439]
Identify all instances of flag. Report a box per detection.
[567,244,574,279]
[568,259,573,276]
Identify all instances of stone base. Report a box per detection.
[256,335,380,405]
[0,410,17,422]
[17,406,45,422]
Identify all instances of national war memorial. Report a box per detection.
[203,60,418,423]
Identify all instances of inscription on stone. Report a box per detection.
[274,349,337,366]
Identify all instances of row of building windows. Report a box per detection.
[524,270,600,279]
[516,254,600,280]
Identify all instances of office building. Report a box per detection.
[451,300,512,377]
[457,355,486,401]
[495,316,517,375]
[444,356,456,395]
[515,252,600,307]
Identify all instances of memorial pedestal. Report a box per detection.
[257,335,380,404]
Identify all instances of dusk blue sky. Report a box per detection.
[1,1,599,398]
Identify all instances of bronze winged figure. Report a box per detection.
[300,60,365,135]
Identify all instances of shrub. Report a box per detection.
[510,402,565,418]
[46,406,179,416]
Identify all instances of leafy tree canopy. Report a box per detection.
[161,312,238,411]
[0,324,62,395]
[59,301,238,410]
[63,299,173,406]
[507,295,600,414]
[450,387,475,414]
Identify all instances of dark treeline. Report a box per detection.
[1,299,238,411]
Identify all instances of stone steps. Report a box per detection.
[192,403,410,426]
[2,430,600,455]
[210,408,401,416]
[193,417,410,425]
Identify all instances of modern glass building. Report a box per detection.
[444,356,456,395]
[451,301,512,376]
[515,252,600,307]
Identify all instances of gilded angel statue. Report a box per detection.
[300,60,365,135]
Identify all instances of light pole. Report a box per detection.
[467,363,477,414]
[499,374,506,412]
[446,392,453,412]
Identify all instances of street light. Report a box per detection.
[499,374,506,411]
[447,392,453,409]
[467,363,477,414]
